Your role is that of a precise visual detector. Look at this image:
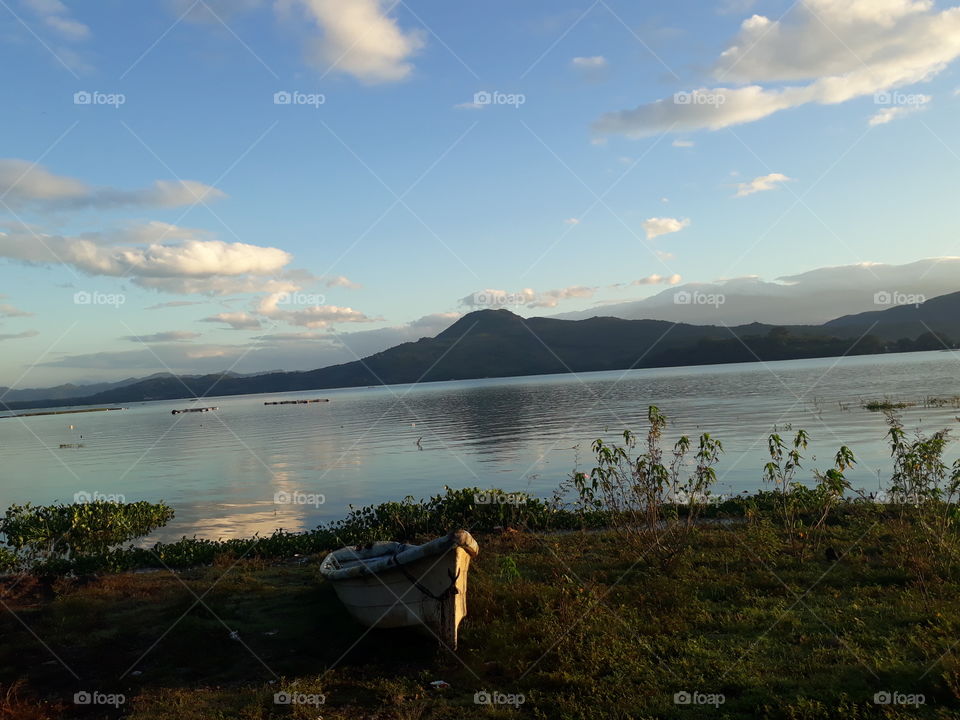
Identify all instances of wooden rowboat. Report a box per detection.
[319,530,479,649]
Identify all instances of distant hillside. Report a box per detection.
[4,293,960,411]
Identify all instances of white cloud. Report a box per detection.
[868,100,928,125]
[0,330,38,342]
[324,274,361,289]
[459,286,596,309]
[122,331,201,343]
[0,303,32,318]
[0,160,226,210]
[672,139,695,148]
[201,312,263,330]
[655,250,675,261]
[282,0,424,83]
[595,0,960,136]
[563,218,580,225]
[631,274,682,286]
[572,56,607,68]
[23,0,90,39]
[735,172,793,197]
[642,217,690,240]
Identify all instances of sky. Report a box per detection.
[1,0,960,387]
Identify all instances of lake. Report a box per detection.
[1,351,957,541]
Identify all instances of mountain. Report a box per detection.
[552,258,960,326]
[4,292,960,411]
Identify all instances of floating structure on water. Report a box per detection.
[264,399,330,405]
[59,443,85,449]
[171,406,218,415]
[0,407,124,419]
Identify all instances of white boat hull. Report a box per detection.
[320,530,478,649]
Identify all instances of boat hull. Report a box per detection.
[320,530,478,649]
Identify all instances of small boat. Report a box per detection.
[320,530,479,649]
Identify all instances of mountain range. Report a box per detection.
[3,290,959,411]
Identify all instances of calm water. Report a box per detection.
[1,351,958,541]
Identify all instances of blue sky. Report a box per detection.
[1,0,960,386]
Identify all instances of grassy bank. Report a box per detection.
[0,506,958,719]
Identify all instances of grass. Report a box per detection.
[0,508,958,719]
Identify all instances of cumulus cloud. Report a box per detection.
[201,312,263,330]
[735,172,793,197]
[0,227,291,284]
[122,331,201,343]
[0,160,226,210]
[642,217,690,240]
[281,0,424,83]
[594,0,960,136]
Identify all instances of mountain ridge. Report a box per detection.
[4,292,960,412]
